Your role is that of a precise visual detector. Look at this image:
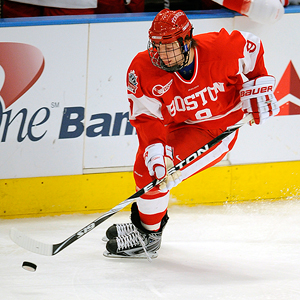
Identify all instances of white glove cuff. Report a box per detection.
[144,143,164,162]
[165,145,173,160]
[240,76,275,100]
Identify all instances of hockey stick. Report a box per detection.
[10,114,253,256]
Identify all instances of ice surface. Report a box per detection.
[1,199,300,300]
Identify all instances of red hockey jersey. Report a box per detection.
[127,28,268,150]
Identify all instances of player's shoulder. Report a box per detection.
[130,50,154,71]
[131,49,149,64]
[194,29,247,59]
[195,28,247,46]
[128,49,167,79]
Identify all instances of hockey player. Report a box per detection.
[104,9,279,259]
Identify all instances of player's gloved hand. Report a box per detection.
[240,75,279,125]
[144,143,182,192]
[159,156,182,192]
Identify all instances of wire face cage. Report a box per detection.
[147,40,190,72]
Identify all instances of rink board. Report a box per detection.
[1,8,300,219]
[0,8,300,180]
[0,160,299,218]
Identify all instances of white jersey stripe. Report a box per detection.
[128,93,164,120]
[184,102,242,124]
[181,130,237,180]
[238,31,261,75]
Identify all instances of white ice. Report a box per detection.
[1,199,300,300]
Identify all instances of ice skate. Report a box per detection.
[103,202,168,259]
[103,230,161,259]
[102,222,136,242]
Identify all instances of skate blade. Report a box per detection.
[103,250,158,259]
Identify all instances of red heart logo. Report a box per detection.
[0,42,45,109]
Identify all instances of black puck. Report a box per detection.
[22,261,37,272]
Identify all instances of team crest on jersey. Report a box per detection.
[128,70,138,93]
[246,40,256,53]
[152,79,173,97]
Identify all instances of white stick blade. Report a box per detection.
[10,227,53,256]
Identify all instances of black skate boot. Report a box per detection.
[102,223,136,242]
[103,202,169,259]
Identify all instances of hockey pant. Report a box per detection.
[133,125,239,232]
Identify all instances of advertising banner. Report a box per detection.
[0,11,299,180]
[229,13,300,164]
[0,24,89,179]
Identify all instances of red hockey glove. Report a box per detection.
[240,76,279,125]
[144,143,182,192]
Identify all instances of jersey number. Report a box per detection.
[195,108,212,120]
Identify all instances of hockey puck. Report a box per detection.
[22,261,37,272]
